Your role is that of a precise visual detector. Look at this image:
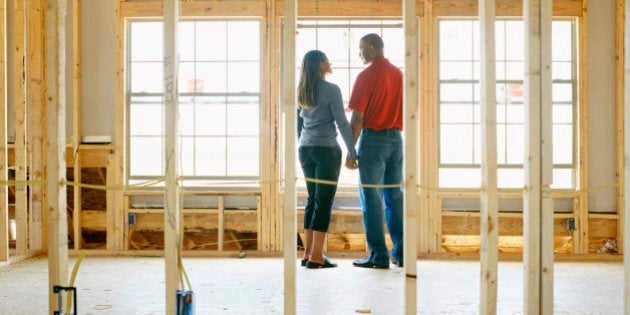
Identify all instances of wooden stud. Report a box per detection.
[163,0,181,314]
[282,0,297,312]
[113,0,127,255]
[523,0,554,313]
[616,0,625,255]
[624,0,630,312]
[45,0,69,312]
[14,0,28,256]
[577,0,590,255]
[27,0,45,252]
[403,0,419,313]
[0,0,7,263]
[479,0,498,313]
[72,0,83,250]
[218,196,224,251]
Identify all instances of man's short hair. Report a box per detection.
[361,33,384,50]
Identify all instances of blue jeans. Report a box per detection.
[299,145,342,232]
[358,128,403,265]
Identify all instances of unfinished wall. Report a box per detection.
[80,0,116,142]
[587,0,617,213]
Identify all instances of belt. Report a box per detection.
[362,128,400,134]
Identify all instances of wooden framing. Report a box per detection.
[13,0,28,256]
[617,0,625,255]
[624,1,630,312]
[72,0,83,250]
[403,0,419,313]
[0,0,7,263]
[281,0,297,312]
[27,0,44,253]
[162,0,181,314]
[523,1,554,313]
[45,0,69,311]
[479,0,498,313]
[576,0,589,255]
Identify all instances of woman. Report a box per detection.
[297,50,357,269]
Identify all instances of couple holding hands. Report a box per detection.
[298,33,404,270]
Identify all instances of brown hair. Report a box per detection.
[297,50,327,109]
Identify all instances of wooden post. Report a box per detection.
[616,0,625,255]
[282,0,297,312]
[479,0,498,314]
[577,0,590,255]
[0,0,7,263]
[403,0,419,313]
[72,0,83,250]
[14,0,28,256]
[163,0,181,314]
[623,0,630,312]
[28,0,45,252]
[218,196,224,251]
[523,1,554,314]
[45,0,69,312]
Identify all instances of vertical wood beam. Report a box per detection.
[403,0,419,313]
[113,0,126,255]
[623,0,630,312]
[616,0,625,255]
[260,0,280,252]
[14,0,28,256]
[45,0,69,312]
[282,0,297,312]
[72,0,82,250]
[419,0,438,254]
[218,196,224,251]
[0,0,7,263]
[163,0,181,314]
[28,0,45,252]
[577,0,590,255]
[479,0,498,314]
[523,0,554,314]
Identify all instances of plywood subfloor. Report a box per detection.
[0,256,623,314]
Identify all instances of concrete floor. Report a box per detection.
[0,255,623,314]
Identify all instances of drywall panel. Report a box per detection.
[80,0,116,143]
[587,0,617,212]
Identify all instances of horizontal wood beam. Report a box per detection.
[120,1,266,17]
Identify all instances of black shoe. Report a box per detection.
[301,259,308,267]
[306,257,337,269]
[352,258,389,269]
[391,259,403,267]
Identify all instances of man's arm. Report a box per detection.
[345,110,364,170]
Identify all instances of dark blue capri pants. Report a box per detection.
[299,145,342,232]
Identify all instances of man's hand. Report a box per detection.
[345,157,358,170]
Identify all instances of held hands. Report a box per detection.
[345,157,358,170]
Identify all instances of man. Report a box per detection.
[346,33,404,269]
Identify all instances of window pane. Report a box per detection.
[296,28,316,63]
[130,103,162,136]
[196,97,226,136]
[178,22,195,61]
[553,104,573,124]
[180,136,195,176]
[227,97,259,136]
[178,62,196,93]
[506,125,524,164]
[553,124,573,164]
[196,137,226,176]
[505,61,523,80]
[504,21,524,60]
[130,137,163,176]
[553,83,573,103]
[326,71,350,102]
[179,101,194,136]
[439,21,474,61]
[130,22,162,61]
[441,83,473,103]
[506,103,524,124]
[383,28,404,64]
[197,22,226,61]
[441,125,473,164]
[227,137,259,176]
[227,62,259,93]
[497,125,506,164]
[552,168,573,189]
[552,21,573,61]
[553,61,572,81]
[197,62,226,93]
[131,62,163,93]
[318,28,350,63]
[227,21,260,61]
[439,168,480,188]
[441,104,473,123]
[440,61,473,80]
[498,168,524,188]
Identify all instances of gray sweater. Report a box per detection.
[297,80,357,159]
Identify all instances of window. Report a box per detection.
[295,19,404,189]
[438,19,575,189]
[127,20,261,181]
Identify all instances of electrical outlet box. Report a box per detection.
[566,218,576,231]
[128,213,137,227]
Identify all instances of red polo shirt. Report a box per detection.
[348,58,403,131]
